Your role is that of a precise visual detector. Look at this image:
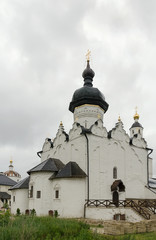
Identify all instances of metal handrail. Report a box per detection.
[85,199,153,219]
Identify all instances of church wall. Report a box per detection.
[149,158,153,178]
[52,178,86,218]
[86,134,127,200]
[0,185,11,193]
[29,172,53,215]
[86,207,143,222]
[73,105,104,128]
[11,189,28,214]
[125,147,148,199]
[40,117,155,217]
[84,125,151,201]
[144,187,156,199]
[41,134,87,174]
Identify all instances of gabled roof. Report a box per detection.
[55,162,87,178]
[0,192,11,199]
[10,176,30,190]
[27,158,65,174]
[0,173,17,186]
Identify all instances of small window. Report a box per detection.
[138,129,140,133]
[55,190,59,199]
[13,196,15,202]
[36,191,41,199]
[30,186,33,198]
[113,167,117,179]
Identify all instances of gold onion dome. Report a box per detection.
[130,108,143,129]
[134,111,139,120]
[118,115,121,122]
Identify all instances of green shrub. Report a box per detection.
[0,210,10,226]
[54,210,58,218]
[0,216,156,240]
[3,203,9,209]
[31,209,36,216]
[16,208,21,216]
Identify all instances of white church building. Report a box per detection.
[10,58,156,222]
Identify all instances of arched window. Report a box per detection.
[29,186,33,198]
[54,184,61,199]
[113,167,117,179]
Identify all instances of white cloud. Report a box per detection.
[0,0,155,177]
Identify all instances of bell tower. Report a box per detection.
[130,108,143,138]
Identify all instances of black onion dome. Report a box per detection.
[82,60,95,86]
[69,61,109,113]
[130,121,143,129]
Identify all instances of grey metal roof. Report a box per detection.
[130,121,143,129]
[10,176,30,190]
[0,173,17,186]
[55,162,87,178]
[27,158,65,174]
[0,192,11,199]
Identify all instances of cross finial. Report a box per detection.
[10,157,13,165]
[86,49,91,61]
[135,106,138,113]
[134,106,139,120]
[118,115,121,122]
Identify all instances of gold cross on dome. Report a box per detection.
[86,49,91,61]
[135,106,138,113]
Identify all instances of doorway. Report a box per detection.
[113,190,119,207]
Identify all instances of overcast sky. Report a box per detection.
[0,0,156,178]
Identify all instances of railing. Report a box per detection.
[138,200,156,214]
[84,199,156,220]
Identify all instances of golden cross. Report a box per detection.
[135,106,138,113]
[86,49,91,61]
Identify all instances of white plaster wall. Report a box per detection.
[149,158,153,178]
[11,189,28,214]
[0,185,11,193]
[74,104,104,128]
[144,187,156,199]
[86,207,143,222]
[29,172,53,216]
[125,147,148,199]
[52,178,86,218]
[40,115,155,219]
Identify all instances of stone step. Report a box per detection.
[150,214,156,220]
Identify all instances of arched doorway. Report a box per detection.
[113,190,119,207]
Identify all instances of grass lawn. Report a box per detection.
[0,211,156,240]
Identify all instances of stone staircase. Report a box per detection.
[127,199,156,220]
[85,199,156,220]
